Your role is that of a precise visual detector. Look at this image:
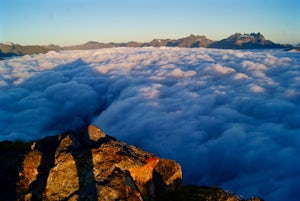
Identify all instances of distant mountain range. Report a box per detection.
[0,33,295,59]
[63,34,214,50]
[63,32,291,50]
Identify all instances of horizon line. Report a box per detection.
[1,32,298,47]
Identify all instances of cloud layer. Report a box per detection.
[1,47,299,200]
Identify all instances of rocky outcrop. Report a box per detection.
[0,125,181,201]
[0,125,263,201]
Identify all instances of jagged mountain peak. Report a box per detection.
[208,32,288,49]
[147,34,213,48]
[226,32,265,41]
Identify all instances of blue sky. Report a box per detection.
[1,0,299,45]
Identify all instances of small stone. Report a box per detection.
[87,124,106,142]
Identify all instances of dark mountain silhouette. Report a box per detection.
[1,33,293,59]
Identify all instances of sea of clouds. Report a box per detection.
[0,47,299,200]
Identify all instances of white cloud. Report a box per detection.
[249,84,265,93]
[211,63,236,75]
[0,47,299,201]
[0,80,8,87]
[233,72,249,80]
[169,69,197,78]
